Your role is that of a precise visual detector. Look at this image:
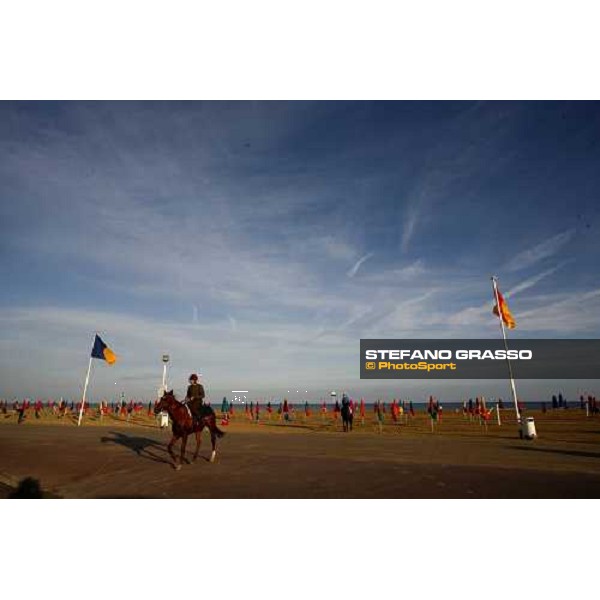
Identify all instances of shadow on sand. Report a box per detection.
[512,445,600,459]
[261,422,315,431]
[101,431,172,465]
[2,477,62,499]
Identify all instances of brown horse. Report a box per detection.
[154,390,225,470]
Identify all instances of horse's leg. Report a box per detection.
[167,434,181,470]
[192,427,201,463]
[209,417,217,462]
[180,433,189,465]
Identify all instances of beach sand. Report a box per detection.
[1,409,599,498]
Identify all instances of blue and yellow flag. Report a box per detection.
[91,334,117,364]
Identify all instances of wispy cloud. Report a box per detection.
[400,207,419,253]
[228,315,237,332]
[516,289,600,333]
[505,229,575,272]
[360,260,427,286]
[505,262,569,297]
[346,252,373,278]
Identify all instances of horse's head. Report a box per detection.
[154,390,176,415]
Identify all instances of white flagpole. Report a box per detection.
[78,354,93,427]
[491,276,521,424]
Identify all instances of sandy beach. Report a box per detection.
[1,408,599,498]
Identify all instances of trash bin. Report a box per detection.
[521,416,537,440]
[159,411,169,428]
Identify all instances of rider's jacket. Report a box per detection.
[187,383,205,404]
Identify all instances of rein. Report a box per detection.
[159,395,194,426]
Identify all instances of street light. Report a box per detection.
[161,354,170,394]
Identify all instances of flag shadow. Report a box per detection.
[101,431,171,465]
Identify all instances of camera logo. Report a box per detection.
[365,362,376,370]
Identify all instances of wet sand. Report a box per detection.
[1,410,599,498]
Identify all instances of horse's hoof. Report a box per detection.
[174,463,182,471]
[210,451,216,463]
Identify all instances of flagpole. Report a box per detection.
[491,276,521,424]
[78,355,93,427]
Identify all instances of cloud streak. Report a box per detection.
[505,229,575,272]
[347,252,373,278]
[506,262,569,297]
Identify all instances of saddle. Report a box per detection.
[178,399,194,420]
[181,399,211,422]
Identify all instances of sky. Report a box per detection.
[1,101,599,403]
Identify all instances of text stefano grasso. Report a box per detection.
[364,349,533,361]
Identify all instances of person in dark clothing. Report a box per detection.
[341,392,350,409]
[186,373,205,425]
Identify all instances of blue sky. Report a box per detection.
[1,101,599,402]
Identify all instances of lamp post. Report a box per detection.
[158,354,170,429]
[161,354,170,393]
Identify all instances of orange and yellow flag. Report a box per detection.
[493,290,516,329]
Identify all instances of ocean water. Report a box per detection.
[15,399,585,412]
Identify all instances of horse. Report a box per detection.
[154,390,225,470]
[341,402,353,432]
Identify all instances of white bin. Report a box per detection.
[521,416,537,440]
[159,411,169,428]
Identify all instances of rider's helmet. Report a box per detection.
[189,373,199,382]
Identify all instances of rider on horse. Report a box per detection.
[186,373,205,426]
[341,392,351,412]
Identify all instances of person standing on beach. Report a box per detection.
[221,397,229,419]
[16,401,25,424]
[282,398,289,421]
[375,400,384,433]
[341,393,350,414]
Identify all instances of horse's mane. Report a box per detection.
[163,391,184,405]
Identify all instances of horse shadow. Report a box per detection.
[101,431,171,465]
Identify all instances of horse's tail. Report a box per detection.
[210,415,226,438]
